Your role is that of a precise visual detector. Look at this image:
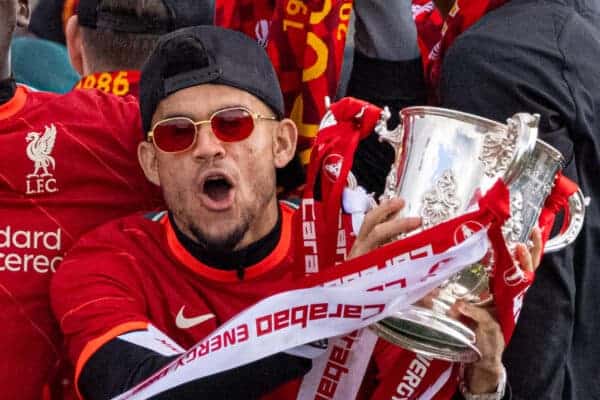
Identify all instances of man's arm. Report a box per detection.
[51,237,311,400]
[79,336,310,400]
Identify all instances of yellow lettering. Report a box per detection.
[303,32,328,82]
[309,0,332,24]
[286,0,308,16]
[112,71,130,96]
[82,75,96,89]
[96,72,112,93]
[339,2,352,21]
[283,18,304,31]
[289,96,319,165]
[337,3,353,40]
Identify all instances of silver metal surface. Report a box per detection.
[504,139,586,253]
[503,139,563,245]
[379,107,538,227]
[372,107,539,361]
[370,311,482,363]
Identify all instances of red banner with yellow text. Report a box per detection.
[215,0,354,167]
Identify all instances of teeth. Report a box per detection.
[206,176,224,181]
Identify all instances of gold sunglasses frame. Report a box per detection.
[147,106,278,153]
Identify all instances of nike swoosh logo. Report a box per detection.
[175,306,215,329]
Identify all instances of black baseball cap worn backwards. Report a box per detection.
[77,0,213,34]
[139,25,285,135]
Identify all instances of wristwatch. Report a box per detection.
[459,365,507,400]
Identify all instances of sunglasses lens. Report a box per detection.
[211,108,255,142]
[153,118,196,152]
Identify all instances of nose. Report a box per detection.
[190,123,226,161]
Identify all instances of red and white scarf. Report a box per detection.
[294,97,382,274]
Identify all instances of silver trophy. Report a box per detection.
[370,107,586,362]
[370,106,541,362]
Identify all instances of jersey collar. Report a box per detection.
[163,204,294,282]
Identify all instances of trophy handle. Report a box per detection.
[500,113,540,185]
[375,107,404,202]
[544,188,587,253]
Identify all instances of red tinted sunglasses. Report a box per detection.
[148,106,278,153]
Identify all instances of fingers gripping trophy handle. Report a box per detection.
[544,188,587,253]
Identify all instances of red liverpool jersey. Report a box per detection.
[51,202,465,400]
[0,85,163,400]
[51,205,300,398]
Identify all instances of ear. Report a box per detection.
[138,141,161,186]
[272,118,298,168]
[16,0,30,28]
[65,15,84,75]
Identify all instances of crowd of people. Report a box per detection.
[1,0,598,400]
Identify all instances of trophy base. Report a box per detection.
[372,306,481,363]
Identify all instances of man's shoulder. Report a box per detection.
[15,86,140,132]
[55,213,166,270]
[25,88,144,153]
[74,211,166,247]
[53,212,167,283]
[454,1,581,53]
[59,88,140,115]
[442,1,599,108]
[440,2,577,98]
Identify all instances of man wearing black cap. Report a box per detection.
[66,0,213,97]
[49,23,528,400]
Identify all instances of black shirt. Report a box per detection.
[0,77,16,105]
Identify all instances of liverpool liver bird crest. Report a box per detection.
[26,124,57,178]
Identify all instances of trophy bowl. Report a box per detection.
[372,106,540,362]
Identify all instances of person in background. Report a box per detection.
[0,0,206,398]
[10,0,79,93]
[346,0,427,198]
[27,0,70,44]
[66,0,212,98]
[431,1,600,399]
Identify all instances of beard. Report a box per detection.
[188,216,251,252]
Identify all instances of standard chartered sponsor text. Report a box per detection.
[0,226,62,273]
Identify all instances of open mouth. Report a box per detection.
[200,173,235,210]
[204,176,232,201]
